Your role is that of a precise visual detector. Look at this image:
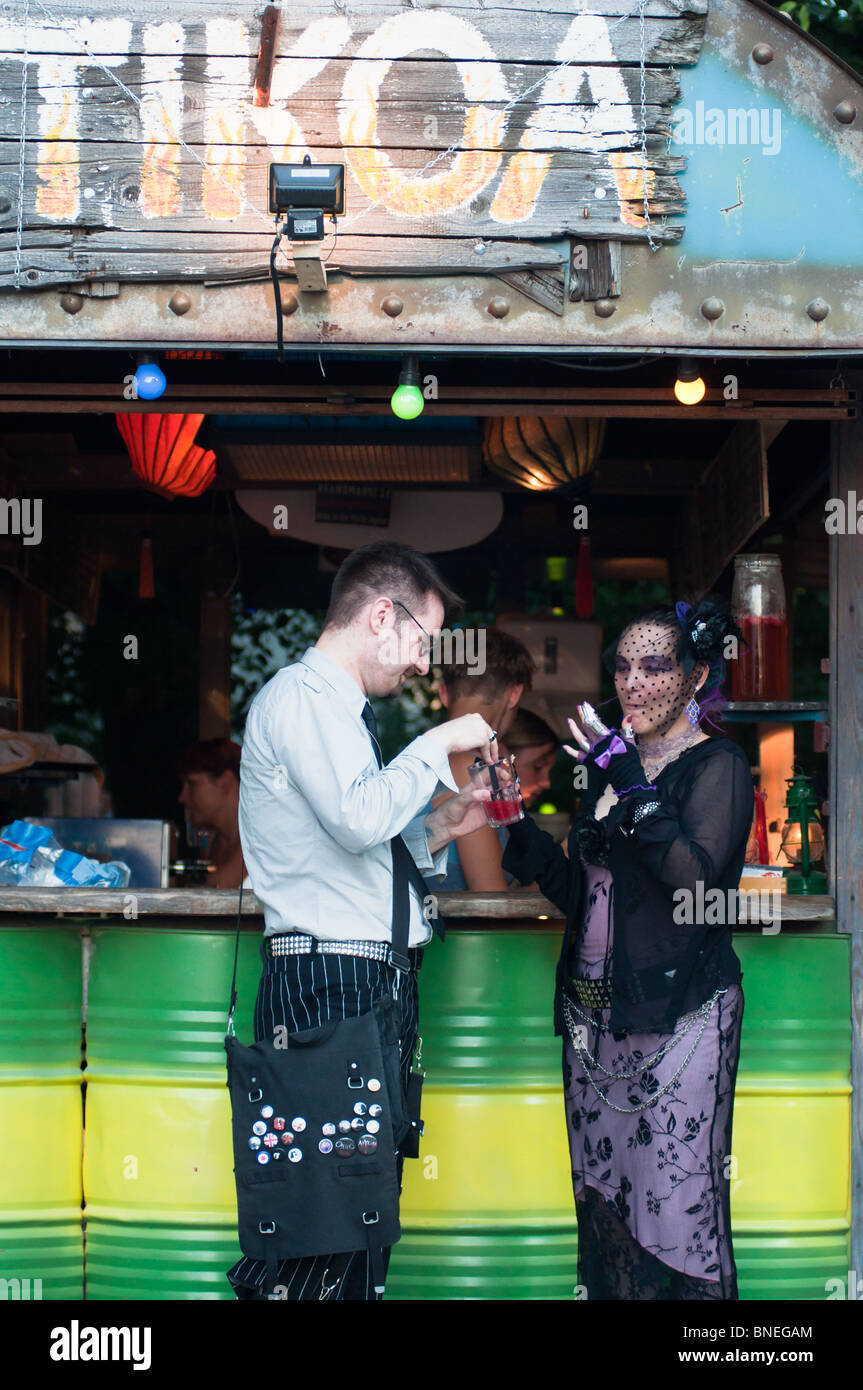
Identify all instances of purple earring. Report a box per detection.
[686,697,700,727]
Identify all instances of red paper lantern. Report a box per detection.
[116,414,216,498]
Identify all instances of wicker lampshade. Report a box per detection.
[116,414,217,498]
[482,416,605,491]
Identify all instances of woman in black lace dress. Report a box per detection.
[500,599,754,1299]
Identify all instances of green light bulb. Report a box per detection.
[538,802,558,815]
[391,383,424,419]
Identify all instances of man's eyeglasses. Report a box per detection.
[389,599,433,659]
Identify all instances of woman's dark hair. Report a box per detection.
[323,541,464,629]
[601,594,742,719]
[504,707,558,752]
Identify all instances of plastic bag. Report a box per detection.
[0,820,131,888]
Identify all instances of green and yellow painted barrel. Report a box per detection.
[387,928,851,1301]
[731,933,851,1300]
[82,926,260,1300]
[81,922,850,1301]
[0,924,84,1299]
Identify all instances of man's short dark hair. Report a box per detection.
[440,626,535,701]
[323,541,463,630]
[178,738,241,782]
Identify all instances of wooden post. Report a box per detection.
[0,572,17,713]
[18,583,46,730]
[199,594,233,740]
[830,369,863,1283]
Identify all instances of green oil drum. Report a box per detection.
[731,932,851,1301]
[387,927,851,1301]
[83,926,261,1300]
[0,924,84,1299]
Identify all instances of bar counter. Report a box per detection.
[0,888,849,1301]
[0,885,839,921]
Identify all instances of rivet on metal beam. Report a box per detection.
[700,297,724,321]
[0,197,11,215]
[381,296,404,318]
[805,298,830,322]
[168,291,192,316]
[280,290,299,316]
[594,299,616,318]
[751,44,774,64]
[487,297,510,318]
[60,293,84,314]
[833,101,857,125]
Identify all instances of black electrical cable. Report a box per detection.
[541,354,655,372]
[270,225,285,363]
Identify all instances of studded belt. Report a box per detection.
[568,975,613,1009]
[265,932,423,972]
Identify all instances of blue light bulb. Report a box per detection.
[135,362,167,400]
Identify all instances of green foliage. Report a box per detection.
[43,604,104,759]
[230,595,321,735]
[771,0,863,73]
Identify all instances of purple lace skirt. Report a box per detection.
[563,864,743,1298]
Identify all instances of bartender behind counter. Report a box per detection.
[178,738,248,888]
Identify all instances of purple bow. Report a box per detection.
[594,733,628,768]
[675,600,692,624]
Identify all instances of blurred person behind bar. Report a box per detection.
[178,739,247,889]
[425,627,535,892]
[501,707,559,809]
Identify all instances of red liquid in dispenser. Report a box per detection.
[732,615,789,702]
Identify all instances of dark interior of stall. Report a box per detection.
[0,348,835,879]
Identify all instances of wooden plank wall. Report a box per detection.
[0,0,705,290]
[830,367,863,1285]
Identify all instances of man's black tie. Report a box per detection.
[361,701,445,945]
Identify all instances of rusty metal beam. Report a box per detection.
[253,5,281,109]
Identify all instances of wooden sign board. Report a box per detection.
[0,0,703,291]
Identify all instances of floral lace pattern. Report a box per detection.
[565,864,743,1299]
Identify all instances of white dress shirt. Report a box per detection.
[239,645,458,945]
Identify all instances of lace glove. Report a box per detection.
[586,730,656,799]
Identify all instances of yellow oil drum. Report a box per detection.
[0,924,84,1299]
[83,925,261,1300]
[390,928,577,1299]
[388,928,851,1300]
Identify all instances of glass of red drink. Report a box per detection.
[468,754,524,827]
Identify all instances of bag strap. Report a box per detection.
[226,877,243,1038]
[389,838,411,975]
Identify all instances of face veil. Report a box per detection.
[604,622,700,736]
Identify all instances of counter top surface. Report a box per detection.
[0,886,837,923]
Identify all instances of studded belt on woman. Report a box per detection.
[228,545,496,1300]
[490,597,755,1300]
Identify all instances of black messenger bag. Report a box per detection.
[225,987,403,1280]
[224,839,423,1296]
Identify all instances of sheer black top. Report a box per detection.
[502,736,755,1036]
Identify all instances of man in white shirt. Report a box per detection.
[229,541,496,1301]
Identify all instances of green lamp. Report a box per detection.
[778,768,828,895]
[391,355,424,420]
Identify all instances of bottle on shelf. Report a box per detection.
[731,554,789,702]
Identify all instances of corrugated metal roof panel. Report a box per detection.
[223,442,475,482]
